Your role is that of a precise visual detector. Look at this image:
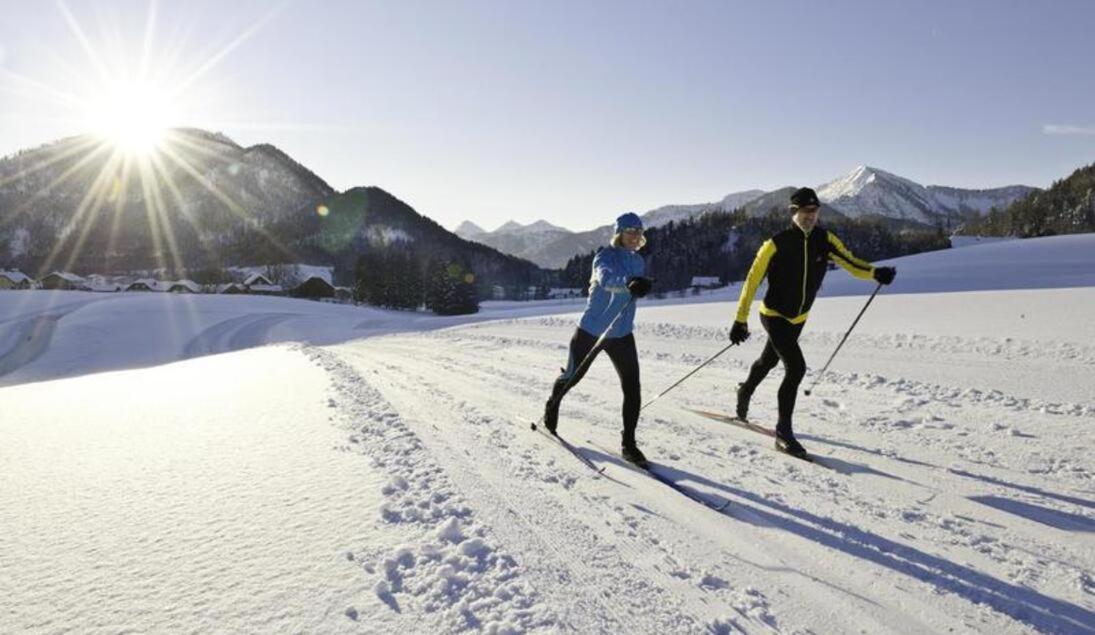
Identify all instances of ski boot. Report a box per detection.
[543,374,567,434]
[622,429,649,468]
[774,425,808,459]
[543,398,560,434]
[735,382,753,421]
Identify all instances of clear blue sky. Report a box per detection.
[1,0,1093,231]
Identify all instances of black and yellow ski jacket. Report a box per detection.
[735,224,876,325]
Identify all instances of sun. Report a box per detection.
[85,79,178,156]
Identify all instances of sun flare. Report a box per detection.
[85,80,178,156]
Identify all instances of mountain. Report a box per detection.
[453,219,578,269]
[0,128,335,275]
[312,187,543,288]
[641,189,765,229]
[453,220,486,239]
[962,161,1095,237]
[463,190,767,269]
[816,166,1037,226]
[0,129,546,293]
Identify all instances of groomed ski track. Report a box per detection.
[317,292,1095,634]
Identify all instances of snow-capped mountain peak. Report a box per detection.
[454,220,486,239]
[492,219,569,236]
[816,166,1038,224]
[523,219,568,233]
[494,220,525,234]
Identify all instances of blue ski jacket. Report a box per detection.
[578,247,645,339]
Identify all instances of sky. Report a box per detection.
[1,0,1093,232]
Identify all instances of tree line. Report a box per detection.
[353,247,479,315]
[562,208,950,294]
[962,162,1095,238]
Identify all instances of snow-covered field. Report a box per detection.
[2,234,1094,633]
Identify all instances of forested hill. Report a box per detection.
[963,162,1095,237]
[561,209,949,293]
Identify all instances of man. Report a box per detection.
[730,187,896,458]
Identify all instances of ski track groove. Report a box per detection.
[343,339,959,634]
[183,312,299,358]
[348,325,1094,634]
[345,346,767,634]
[0,297,107,379]
[302,345,564,634]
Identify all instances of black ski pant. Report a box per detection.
[740,314,806,437]
[550,328,641,443]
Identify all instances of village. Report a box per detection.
[0,268,347,300]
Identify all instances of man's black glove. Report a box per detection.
[627,276,653,298]
[873,266,896,285]
[730,321,750,345]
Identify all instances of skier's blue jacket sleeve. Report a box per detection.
[578,247,645,339]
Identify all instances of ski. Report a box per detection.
[685,408,775,438]
[530,421,605,474]
[686,408,824,466]
[589,442,729,511]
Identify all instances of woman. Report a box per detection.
[542,212,653,466]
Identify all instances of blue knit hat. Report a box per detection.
[614,212,643,233]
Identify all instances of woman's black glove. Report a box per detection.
[627,276,653,298]
[873,266,896,285]
[730,321,750,345]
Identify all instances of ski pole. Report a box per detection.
[640,341,738,412]
[804,282,882,396]
[533,297,636,430]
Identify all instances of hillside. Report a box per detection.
[0,130,547,293]
[313,186,544,290]
[0,129,335,275]
[964,162,1095,237]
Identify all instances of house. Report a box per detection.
[334,286,354,302]
[39,272,89,290]
[125,278,162,292]
[85,274,122,292]
[168,280,201,294]
[0,270,32,290]
[690,276,722,289]
[218,283,247,294]
[243,273,274,287]
[246,283,284,296]
[292,276,335,299]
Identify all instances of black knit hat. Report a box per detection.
[790,187,820,209]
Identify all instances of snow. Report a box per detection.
[2,233,1095,633]
[816,166,1034,223]
[0,269,30,283]
[950,235,1016,249]
[490,219,570,236]
[230,263,334,285]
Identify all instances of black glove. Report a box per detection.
[730,321,749,345]
[873,266,896,285]
[627,276,653,298]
